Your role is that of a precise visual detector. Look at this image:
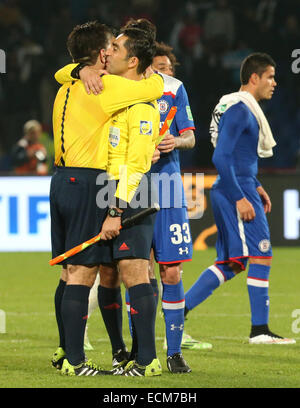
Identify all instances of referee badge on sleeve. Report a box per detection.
[140,120,152,135]
[109,126,120,148]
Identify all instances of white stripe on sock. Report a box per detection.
[209,265,225,285]
[247,277,269,288]
[162,299,185,310]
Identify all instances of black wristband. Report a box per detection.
[71,63,87,79]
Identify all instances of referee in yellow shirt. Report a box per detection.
[50,21,163,376]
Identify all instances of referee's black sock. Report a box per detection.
[61,284,90,366]
[98,285,126,354]
[54,279,66,349]
[129,283,157,366]
[128,280,158,361]
[150,278,159,309]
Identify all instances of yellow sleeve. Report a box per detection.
[115,103,160,203]
[100,74,164,116]
[54,63,78,84]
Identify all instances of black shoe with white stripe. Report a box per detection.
[61,358,112,376]
[167,353,192,373]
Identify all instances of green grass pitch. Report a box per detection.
[0,248,299,388]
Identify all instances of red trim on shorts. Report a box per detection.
[157,258,192,265]
[179,126,195,134]
[215,259,247,271]
[215,255,272,272]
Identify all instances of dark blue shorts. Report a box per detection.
[112,173,157,261]
[152,207,193,264]
[50,167,112,265]
[211,180,272,270]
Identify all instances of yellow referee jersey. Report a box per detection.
[107,101,160,203]
[52,67,163,169]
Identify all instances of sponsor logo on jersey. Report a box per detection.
[158,99,169,114]
[140,120,152,135]
[258,239,271,253]
[109,126,120,147]
[186,105,193,121]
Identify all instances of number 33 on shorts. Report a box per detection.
[169,222,193,261]
[152,208,193,263]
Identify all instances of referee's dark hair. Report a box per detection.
[120,21,157,75]
[67,21,113,65]
[240,52,276,85]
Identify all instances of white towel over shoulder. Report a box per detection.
[209,91,276,158]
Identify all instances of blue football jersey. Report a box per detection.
[151,73,195,208]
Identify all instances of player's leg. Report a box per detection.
[159,262,191,373]
[125,249,159,338]
[248,257,295,344]
[98,263,128,368]
[244,187,295,344]
[84,271,100,351]
[184,262,240,317]
[52,266,67,369]
[119,258,161,376]
[61,264,98,366]
[152,207,192,372]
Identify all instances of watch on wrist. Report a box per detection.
[108,207,122,218]
[71,63,87,79]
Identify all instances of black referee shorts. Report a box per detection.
[50,167,112,266]
[112,172,157,261]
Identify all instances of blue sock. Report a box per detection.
[185,264,235,312]
[247,264,270,326]
[162,280,185,357]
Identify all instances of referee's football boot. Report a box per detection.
[122,358,162,377]
[51,347,66,370]
[167,353,192,374]
[249,325,296,344]
[60,358,112,376]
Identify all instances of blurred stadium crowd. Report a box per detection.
[1,0,300,174]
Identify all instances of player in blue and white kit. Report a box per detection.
[151,46,195,373]
[184,53,295,345]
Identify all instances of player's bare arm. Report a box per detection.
[256,185,272,213]
[158,130,195,153]
[236,197,256,222]
[174,129,195,150]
